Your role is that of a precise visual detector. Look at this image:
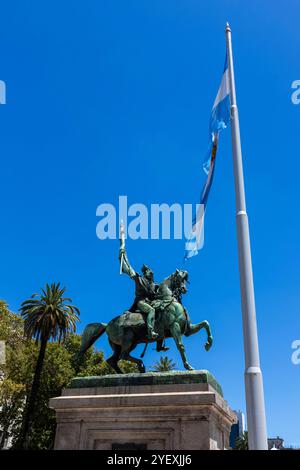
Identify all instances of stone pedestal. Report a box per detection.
[49,370,236,450]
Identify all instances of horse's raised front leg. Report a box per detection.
[185,320,213,351]
[170,322,194,371]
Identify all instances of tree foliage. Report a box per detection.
[0,301,137,449]
[235,431,248,450]
[151,356,177,372]
[17,283,80,449]
[21,283,80,343]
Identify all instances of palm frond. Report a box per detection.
[20,282,80,343]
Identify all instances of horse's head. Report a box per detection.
[157,269,189,302]
[170,269,189,300]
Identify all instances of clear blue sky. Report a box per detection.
[0,0,299,446]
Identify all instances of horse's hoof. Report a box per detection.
[205,336,213,351]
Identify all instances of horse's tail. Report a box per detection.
[76,322,107,360]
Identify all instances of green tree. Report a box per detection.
[0,302,138,449]
[0,378,25,448]
[151,356,176,372]
[16,283,80,449]
[235,432,248,450]
[20,341,76,449]
[0,301,26,448]
[0,300,24,347]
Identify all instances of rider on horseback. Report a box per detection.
[119,245,159,340]
[78,255,213,373]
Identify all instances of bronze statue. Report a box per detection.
[78,227,213,373]
[119,247,158,340]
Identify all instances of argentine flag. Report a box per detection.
[185,55,230,259]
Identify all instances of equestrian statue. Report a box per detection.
[77,223,213,373]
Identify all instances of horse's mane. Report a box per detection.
[157,270,187,303]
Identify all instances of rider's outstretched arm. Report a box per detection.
[119,247,136,279]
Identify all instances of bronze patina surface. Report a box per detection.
[77,236,213,373]
[68,370,223,397]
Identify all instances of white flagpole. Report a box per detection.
[225,22,268,450]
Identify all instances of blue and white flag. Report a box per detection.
[185,55,230,259]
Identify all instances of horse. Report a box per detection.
[77,269,213,373]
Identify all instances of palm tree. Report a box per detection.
[16,282,79,449]
[151,356,176,372]
[235,432,248,450]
